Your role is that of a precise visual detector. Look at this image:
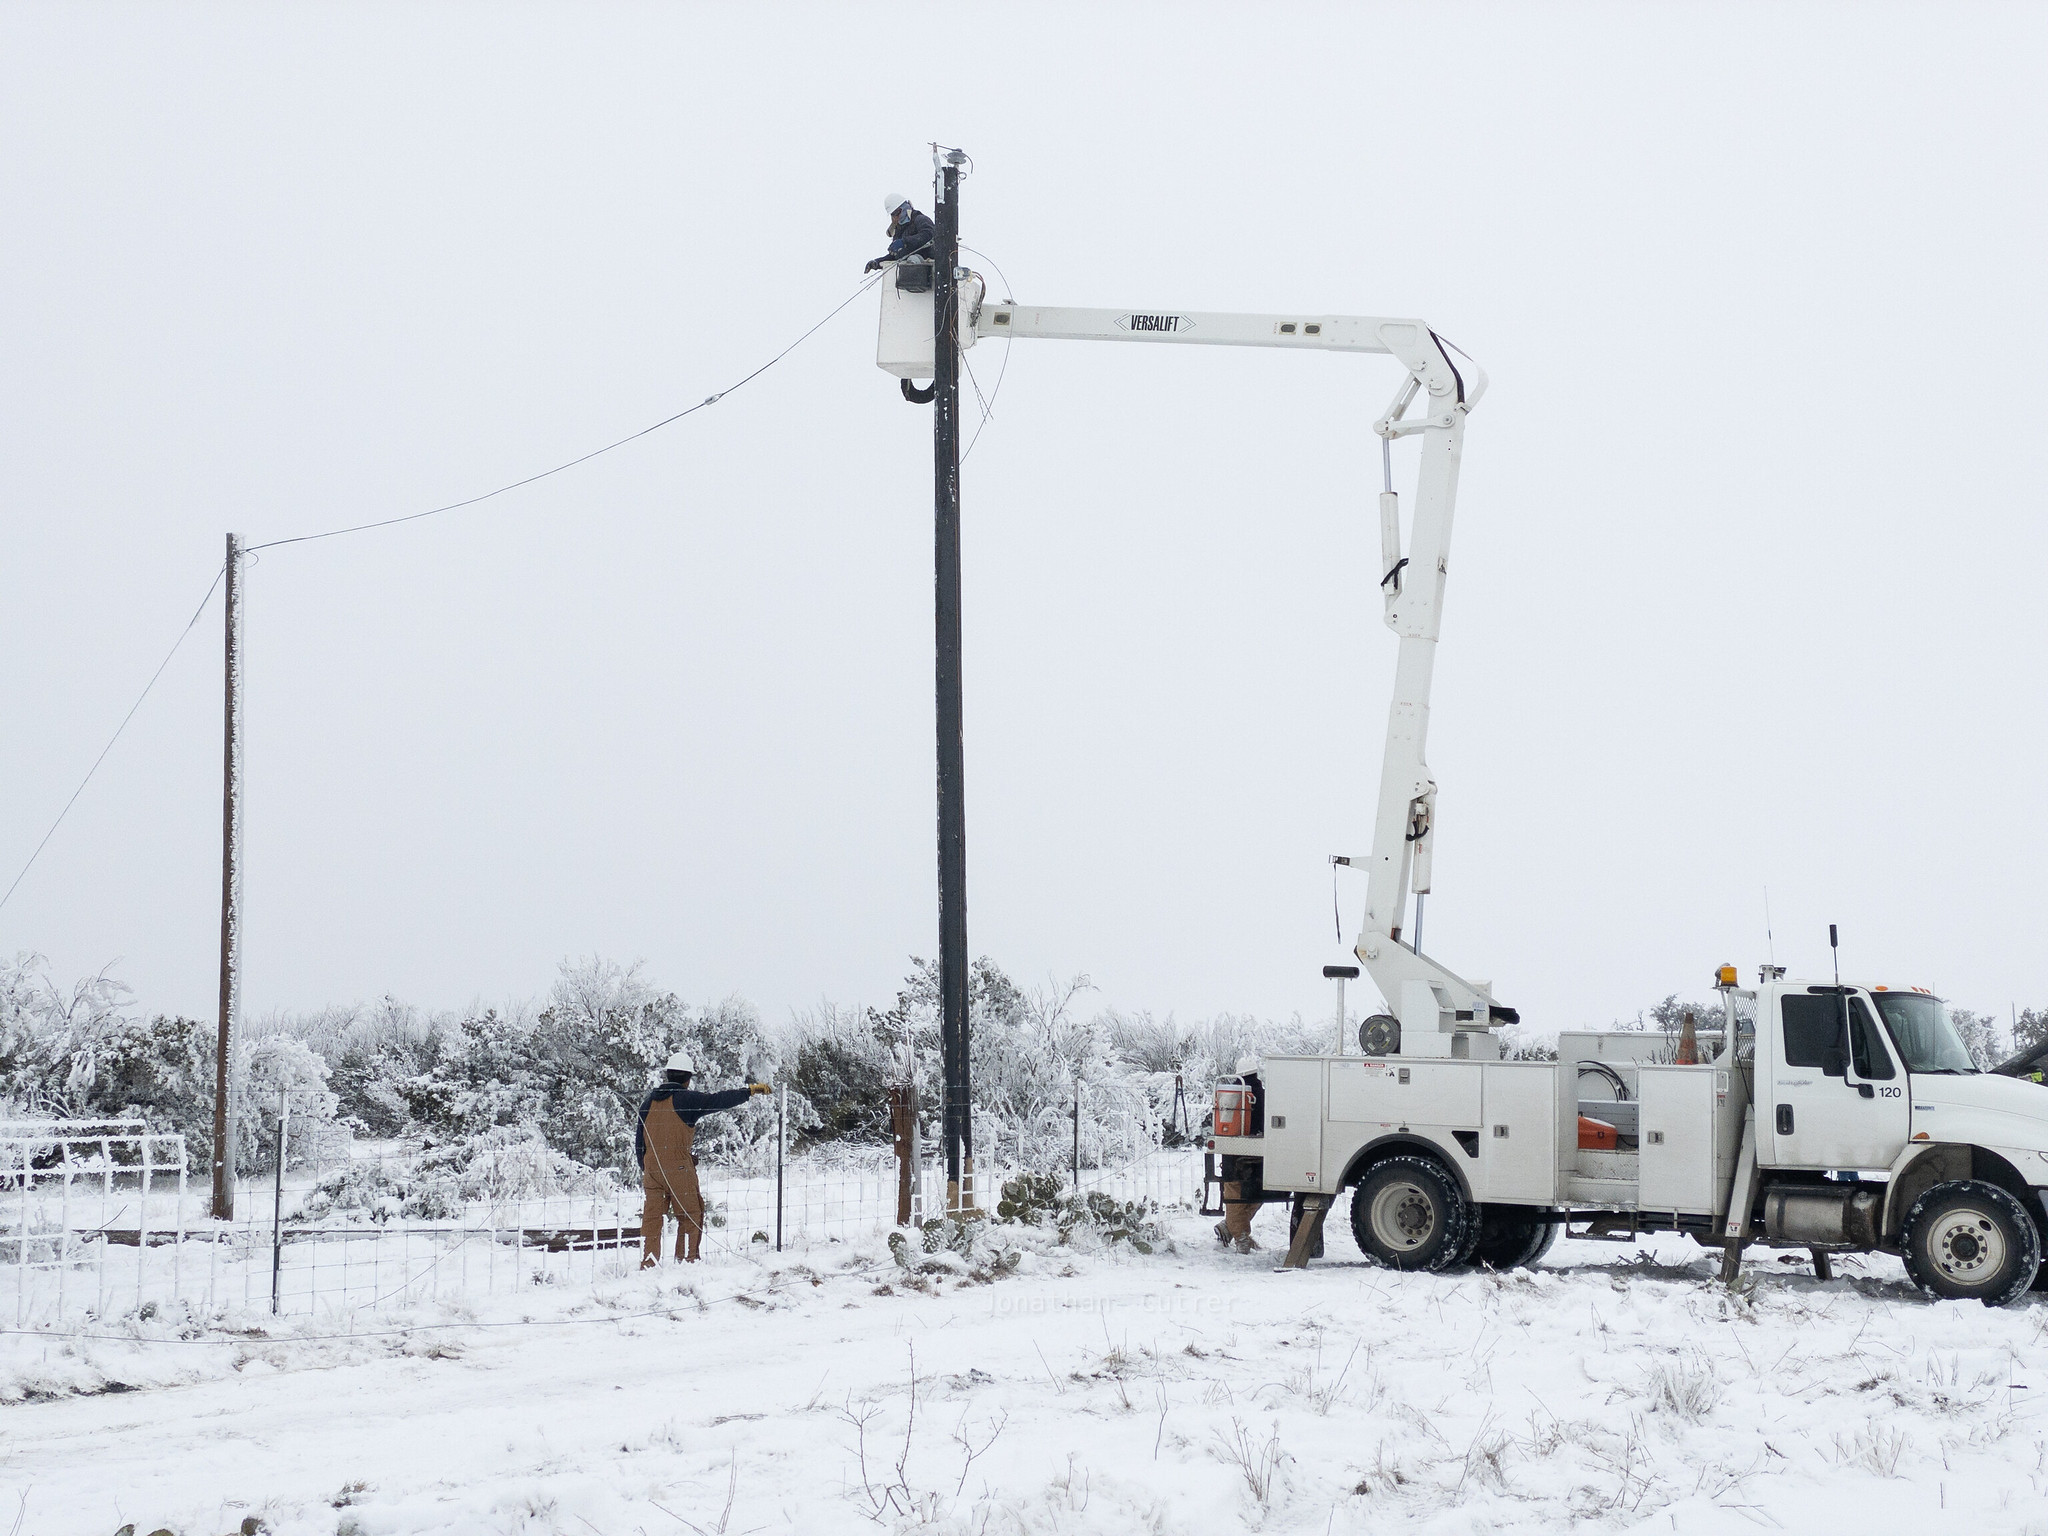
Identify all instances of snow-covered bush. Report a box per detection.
[0,951,344,1171]
[415,1125,617,1203]
[264,958,816,1174]
[294,1127,618,1224]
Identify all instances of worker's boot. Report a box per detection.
[1231,1233,1262,1254]
[640,1253,659,1271]
[1213,1220,1232,1246]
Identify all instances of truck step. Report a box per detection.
[1565,1176,1642,1203]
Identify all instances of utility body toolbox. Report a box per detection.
[1208,1042,1749,1226]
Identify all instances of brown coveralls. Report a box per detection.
[642,1099,708,1263]
[638,1082,753,1265]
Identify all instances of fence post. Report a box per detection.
[889,1085,916,1226]
[774,1087,786,1253]
[1072,1072,1082,1189]
[137,1136,151,1307]
[15,1142,28,1328]
[270,1087,288,1315]
[174,1144,186,1304]
[59,1153,73,1320]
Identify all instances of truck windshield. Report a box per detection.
[1871,992,1978,1074]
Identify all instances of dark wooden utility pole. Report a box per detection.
[931,149,973,1214]
[212,532,244,1220]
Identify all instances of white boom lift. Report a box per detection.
[882,276,1502,1051]
[878,256,2048,1305]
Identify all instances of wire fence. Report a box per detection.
[4,1110,1204,1327]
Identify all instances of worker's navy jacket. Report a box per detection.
[635,1082,750,1165]
[881,208,935,262]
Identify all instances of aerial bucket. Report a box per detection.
[876,261,980,381]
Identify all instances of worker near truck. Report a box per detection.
[638,1053,772,1267]
[864,192,935,272]
[1216,1056,1265,1253]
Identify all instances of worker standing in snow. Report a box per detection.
[638,1053,772,1267]
[863,192,935,272]
[1216,1056,1265,1253]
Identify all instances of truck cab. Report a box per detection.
[1747,979,2048,1302]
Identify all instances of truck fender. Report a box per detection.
[1338,1132,1474,1203]
[1881,1143,2043,1244]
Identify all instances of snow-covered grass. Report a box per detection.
[5,1205,2048,1535]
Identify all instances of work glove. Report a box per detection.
[863,257,884,272]
[749,1082,773,1095]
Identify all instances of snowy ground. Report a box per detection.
[5,1202,2048,1536]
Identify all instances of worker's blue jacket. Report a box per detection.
[635,1081,751,1165]
[880,208,935,263]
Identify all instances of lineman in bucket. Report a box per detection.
[863,192,935,272]
[638,1053,772,1267]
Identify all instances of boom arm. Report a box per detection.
[935,297,1507,1042]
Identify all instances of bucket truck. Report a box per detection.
[877,256,2048,1305]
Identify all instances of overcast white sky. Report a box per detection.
[3,3,2043,1035]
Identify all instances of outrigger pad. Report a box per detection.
[1281,1194,1332,1270]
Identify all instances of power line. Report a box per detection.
[249,269,886,553]
[0,272,888,918]
[0,565,227,917]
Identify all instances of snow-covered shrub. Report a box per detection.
[245,1032,346,1172]
[304,958,817,1173]
[294,1127,618,1224]
[295,1161,410,1225]
[285,996,433,1137]
[415,1125,617,1203]
[789,1001,898,1144]
[0,951,344,1171]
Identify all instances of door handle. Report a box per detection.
[1775,1104,1794,1135]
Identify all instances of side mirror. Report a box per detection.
[1855,1082,1875,1099]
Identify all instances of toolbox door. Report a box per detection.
[1479,1064,1558,1203]
[1258,1058,1326,1190]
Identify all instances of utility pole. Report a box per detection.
[212,532,244,1220]
[931,146,973,1215]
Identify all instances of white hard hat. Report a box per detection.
[883,191,912,217]
[1235,1054,1259,1076]
[666,1052,696,1075]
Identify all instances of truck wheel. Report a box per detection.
[1471,1206,1559,1270]
[1350,1155,1472,1271]
[1900,1180,2043,1307]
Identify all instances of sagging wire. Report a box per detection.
[0,563,227,916]
[0,272,887,917]
[250,268,887,554]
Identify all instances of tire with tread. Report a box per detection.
[1349,1154,1472,1271]
[1899,1179,2041,1307]
[1471,1206,1559,1271]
